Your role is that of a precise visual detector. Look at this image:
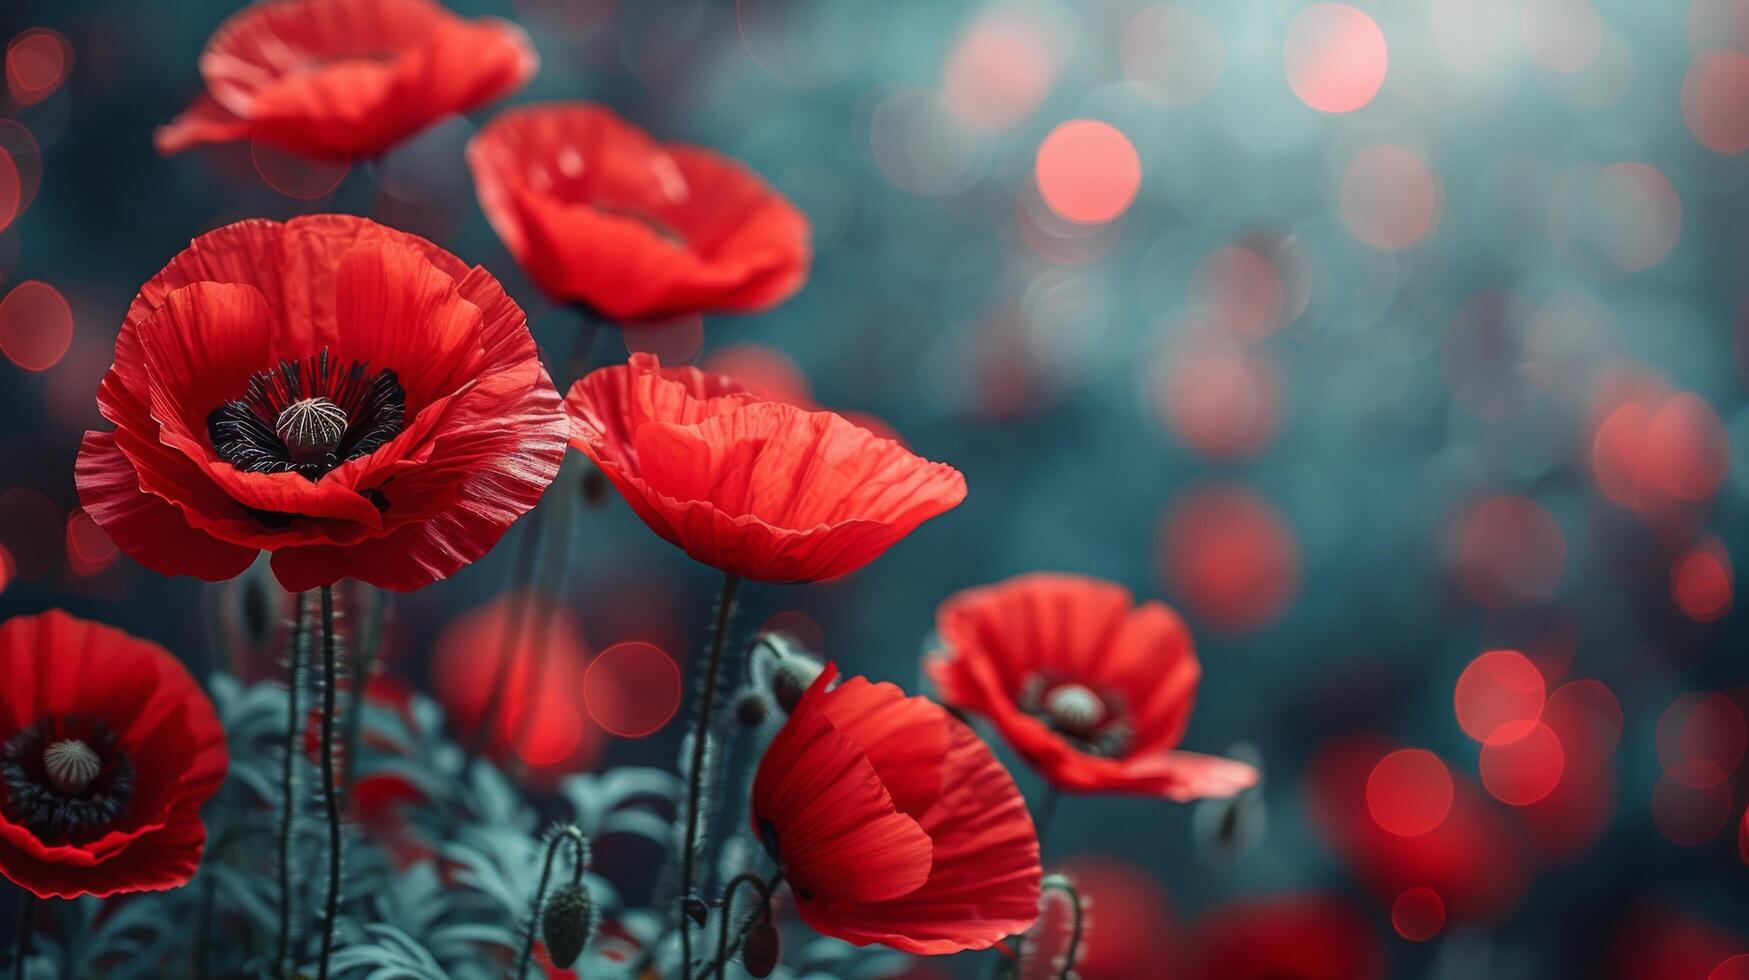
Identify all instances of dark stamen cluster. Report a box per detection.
[1,717,135,843]
[1018,675,1133,758]
[208,347,405,481]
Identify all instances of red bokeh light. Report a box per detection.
[1366,748,1454,836]
[1454,649,1547,743]
[700,343,812,405]
[583,641,681,738]
[1479,719,1565,806]
[6,29,70,106]
[0,279,73,372]
[1034,119,1142,225]
[1158,483,1301,633]
[1391,887,1445,942]
[1283,4,1388,114]
[1456,495,1566,608]
[941,8,1061,131]
[1684,51,1749,154]
[0,149,18,235]
[1191,893,1386,980]
[64,508,117,576]
[251,134,349,200]
[1657,692,1746,789]
[1651,772,1733,846]
[1340,145,1441,251]
[1644,393,1730,502]
[1023,858,1178,980]
[1154,343,1280,461]
[1588,163,1682,272]
[1713,955,1749,980]
[1541,679,1622,770]
[1672,538,1734,623]
[1519,759,1615,861]
[1190,245,1285,341]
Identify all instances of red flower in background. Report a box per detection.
[156,0,536,160]
[564,353,965,582]
[751,664,1040,954]
[0,611,227,898]
[76,214,567,592]
[1190,893,1386,980]
[928,573,1258,801]
[467,103,811,321]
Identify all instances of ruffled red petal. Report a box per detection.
[0,611,227,898]
[78,214,566,591]
[467,102,810,319]
[754,664,1041,955]
[565,355,965,582]
[165,0,535,160]
[930,572,1258,801]
[75,432,257,582]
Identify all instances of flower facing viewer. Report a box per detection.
[0,611,227,898]
[751,664,1040,953]
[929,572,1259,801]
[564,353,965,582]
[468,103,810,321]
[76,214,568,592]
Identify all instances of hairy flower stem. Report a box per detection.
[712,873,772,980]
[316,586,342,980]
[514,826,589,980]
[1041,876,1085,980]
[679,572,742,980]
[11,891,33,980]
[274,591,311,978]
[339,586,388,800]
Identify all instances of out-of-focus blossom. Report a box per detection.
[564,353,964,582]
[1189,893,1385,980]
[751,664,1040,953]
[76,215,568,592]
[929,572,1257,801]
[0,611,227,898]
[157,0,536,160]
[467,103,810,321]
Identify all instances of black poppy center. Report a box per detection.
[208,348,405,481]
[1019,676,1132,758]
[1,717,135,843]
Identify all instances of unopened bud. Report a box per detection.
[541,882,593,969]
[742,919,779,977]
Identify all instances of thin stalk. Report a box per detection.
[315,586,342,980]
[274,591,311,977]
[1041,876,1085,980]
[679,572,741,980]
[712,873,771,980]
[339,585,388,800]
[700,872,784,978]
[513,826,589,980]
[11,891,33,980]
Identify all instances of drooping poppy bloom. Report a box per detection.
[928,573,1259,801]
[0,610,228,898]
[467,103,811,321]
[751,663,1040,953]
[564,353,965,582]
[156,0,537,160]
[76,214,568,592]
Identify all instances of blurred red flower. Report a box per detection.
[156,0,536,160]
[0,610,227,898]
[1190,893,1385,980]
[467,103,810,321]
[751,663,1040,954]
[564,353,965,582]
[928,573,1258,801]
[76,214,567,592]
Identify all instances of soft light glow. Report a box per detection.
[0,149,18,234]
[1712,955,1749,980]
[1340,145,1441,251]
[1283,4,1388,113]
[1523,0,1602,74]
[1645,393,1729,502]
[1367,748,1454,836]
[1657,692,1746,789]
[583,642,682,738]
[1454,649,1547,743]
[941,7,1062,130]
[1190,245,1284,340]
[1122,5,1224,107]
[1652,772,1732,846]
[1158,483,1300,633]
[1034,119,1142,225]
[1391,887,1445,942]
[1685,51,1749,154]
[1541,680,1622,770]
[65,509,117,576]
[1457,496,1566,608]
[1672,538,1733,623]
[251,135,349,200]
[6,29,70,106]
[1154,344,1279,460]
[1587,163,1682,272]
[0,279,73,372]
[1480,720,1565,806]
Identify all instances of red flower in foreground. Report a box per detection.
[751,664,1040,953]
[928,573,1258,801]
[0,611,227,898]
[564,354,965,582]
[467,103,810,321]
[156,0,537,160]
[76,214,567,592]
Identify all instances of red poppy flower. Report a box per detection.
[751,663,1040,954]
[564,353,965,582]
[0,610,228,899]
[75,214,568,592]
[156,0,537,160]
[467,103,811,321]
[927,573,1258,801]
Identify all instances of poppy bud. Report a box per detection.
[742,919,779,977]
[541,882,594,969]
